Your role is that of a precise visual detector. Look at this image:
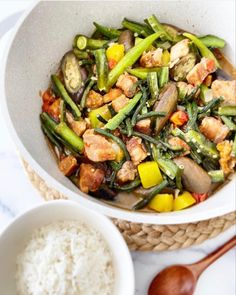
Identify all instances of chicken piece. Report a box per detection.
[217,140,236,174]
[199,117,229,144]
[111,95,129,112]
[103,88,123,103]
[134,119,151,135]
[66,112,87,136]
[78,163,105,193]
[116,161,137,183]
[170,39,190,68]
[140,48,163,68]
[211,80,236,106]
[83,129,116,162]
[186,58,217,86]
[116,73,138,98]
[168,136,190,155]
[86,90,104,109]
[58,155,78,176]
[126,137,147,166]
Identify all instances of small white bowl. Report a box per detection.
[0,200,134,295]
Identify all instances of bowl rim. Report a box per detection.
[0,199,135,295]
[0,0,235,225]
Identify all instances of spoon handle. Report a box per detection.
[189,235,236,278]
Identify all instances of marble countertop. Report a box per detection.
[0,1,235,295]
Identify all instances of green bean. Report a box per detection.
[94,48,108,91]
[190,150,202,164]
[122,18,152,37]
[145,15,172,41]
[106,32,162,89]
[125,118,133,137]
[108,104,117,117]
[147,72,159,106]
[41,123,63,153]
[60,100,66,123]
[199,35,226,49]
[131,89,148,126]
[137,111,166,121]
[208,170,225,183]
[175,167,183,190]
[73,48,90,59]
[156,158,179,180]
[109,160,125,187]
[75,35,107,50]
[132,180,168,210]
[232,134,236,157]
[218,106,236,116]
[114,177,141,191]
[158,67,169,88]
[186,101,198,130]
[93,22,121,39]
[221,116,236,131]
[183,32,220,68]
[131,130,160,145]
[127,67,161,80]
[80,79,95,109]
[105,92,142,130]
[198,98,222,114]
[94,128,130,160]
[51,75,81,119]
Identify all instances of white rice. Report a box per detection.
[16,220,114,295]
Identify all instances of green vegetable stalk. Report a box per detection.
[93,22,121,39]
[122,18,152,37]
[106,32,162,89]
[147,72,159,106]
[208,170,225,183]
[75,35,107,50]
[158,67,169,88]
[218,106,236,116]
[94,48,108,91]
[127,67,161,80]
[199,35,226,49]
[114,177,141,191]
[146,14,173,41]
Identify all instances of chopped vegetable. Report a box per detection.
[138,161,163,188]
[208,170,225,183]
[218,106,236,116]
[89,105,111,128]
[170,111,188,126]
[93,22,121,39]
[158,67,169,88]
[94,48,109,91]
[199,35,226,49]
[127,67,161,80]
[106,32,162,89]
[147,72,159,106]
[149,194,174,212]
[173,191,196,211]
[104,92,142,130]
[106,43,125,64]
[183,32,220,68]
[75,35,107,50]
[146,14,173,41]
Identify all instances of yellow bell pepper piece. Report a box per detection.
[162,49,170,66]
[138,161,163,188]
[174,191,196,211]
[88,104,111,128]
[106,43,125,63]
[149,194,174,212]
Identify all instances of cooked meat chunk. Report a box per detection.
[103,88,123,103]
[78,163,105,193]
[83,129,116,162]
[116,73,138,97]
[170,39,190,68]
[168,136,190,155]
[134,119,151,135]
[211,80,236,106]
[126,137,147,166]
[140,48,163,68]
[45,98,60,121]
[58,155,78,176]
[199,117,229,144]
[86,90,104,109]
[111,95,129,112]
[186,58,217,86]
[217,141,236,174]
[116,161,137,183]
[66,112,87,136]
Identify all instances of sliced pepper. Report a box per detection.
[149,193,174,212]
[138,161,163,188]
[173,191,196,211]
[161,49,170,66]
[170,111,188,126]
[106,43,125,63]
[88,104,111,128]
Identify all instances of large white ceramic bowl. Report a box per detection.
[1,0,235,224]
[0,200,134,295]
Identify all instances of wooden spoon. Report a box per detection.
[148,235,236,295]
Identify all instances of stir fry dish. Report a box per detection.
[40,15,236,212]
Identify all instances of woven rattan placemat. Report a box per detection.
[22,160,236,251]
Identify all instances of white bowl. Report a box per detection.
[1,0,235,224]
[0,200,134,295]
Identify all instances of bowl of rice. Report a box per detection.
[0,200,134,295]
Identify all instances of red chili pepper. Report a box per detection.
[170,111,188,126]
[192,192,208,203]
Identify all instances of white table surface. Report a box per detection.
[0,1,235,295]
